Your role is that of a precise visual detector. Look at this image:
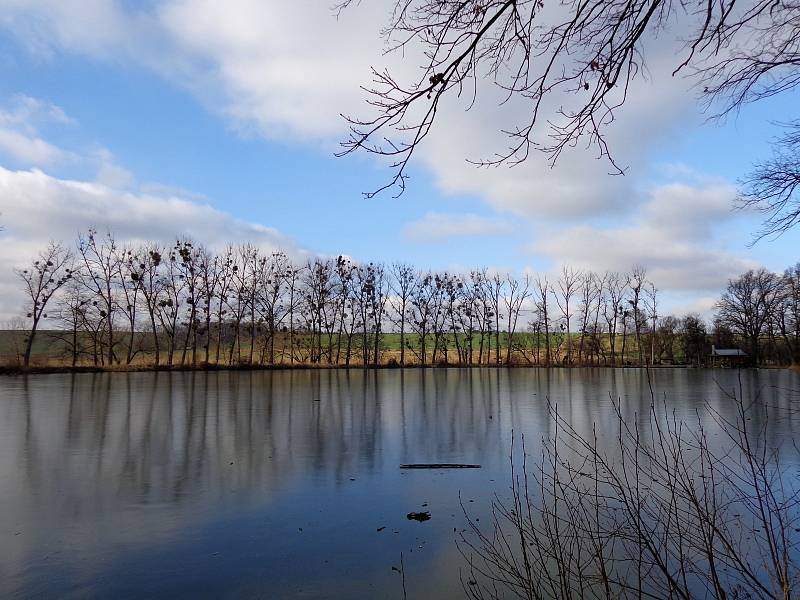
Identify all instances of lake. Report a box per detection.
[1,368,799,599]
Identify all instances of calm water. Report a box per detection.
[1,368,799,599]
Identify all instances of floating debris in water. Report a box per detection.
[399,464,480,469]
[406,511,431,522]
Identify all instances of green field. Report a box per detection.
[0,328,688,369]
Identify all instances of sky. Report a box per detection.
[0,0,797,322]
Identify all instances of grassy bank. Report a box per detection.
[0,328,734,374]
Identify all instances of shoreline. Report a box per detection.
[0,363,782,376]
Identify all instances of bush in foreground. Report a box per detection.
[460,382,800,599]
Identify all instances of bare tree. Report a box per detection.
[226,245,253,365]
[554,266,581,365]
[12,229,800,371]
[4,317,28,366]
[473,269,493,364]
[407,272,437,366]
[285,263,302,364]
[78,230,120,365]
[136,245,165,366]
[504,272,531,364]
[157,245,185,367]
[175,240,201,366]
[716,267,783,365]
[778,262,800,366]
[443,274,465,364]
[196,246,221,364]
[535,275,552,366]
[339,0,800,223]
[628,265,648,366]
[644,280,659,365]
[740,120,800,239]
[654,314,679,363]
[114,244,144,365]
[681,313,709,366]
[429,273,450,364]
[257,251,290,365]
[588,272,607,365]
[369,263,389,365]
[576,271,601,366]
[390,262,416,365]
[487,274,505,365]
[335,256,356,363]
[52,275,89,367]
[214,246,235,364]
[621,306,636,365]
[460,271,485,365]
[304,259,336,364]
[16,242,73,367]
[603,271,628,366]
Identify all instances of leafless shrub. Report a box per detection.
[459,382,800,599]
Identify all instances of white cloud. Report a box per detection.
[640,180,740,239]
[0,93,145,186]
[0,1,701,220]
[0,1,775,311]
[157,0,389,143]
[91,147,134,188]
[0,91,153,190]
[0,94,75,165]
[0,166,305,321]
[532,179,759,292]
[0,94,75,128]
[0,0,158,60]
[156,1,702,220]
[0,128,66,165]
[403,212,516,242]
[665,295,719,320]
[412,32,700,221]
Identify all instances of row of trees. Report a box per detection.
[11,230,800,369]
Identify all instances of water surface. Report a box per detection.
[1,368,798,599]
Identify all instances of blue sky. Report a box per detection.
[0,43,515,268]
[0,0,797,320]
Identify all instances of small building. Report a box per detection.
[711,345,748,367]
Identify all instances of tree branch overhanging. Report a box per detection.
[337,0,800,228]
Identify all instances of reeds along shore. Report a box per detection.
[0,328,790,375]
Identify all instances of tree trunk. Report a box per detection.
[399,309,406,366]
[106,309,114,366]
[750,334,760,367]
[23,317,40,368]
[71,321,78,367]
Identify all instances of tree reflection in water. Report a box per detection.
[0,368,798,598]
